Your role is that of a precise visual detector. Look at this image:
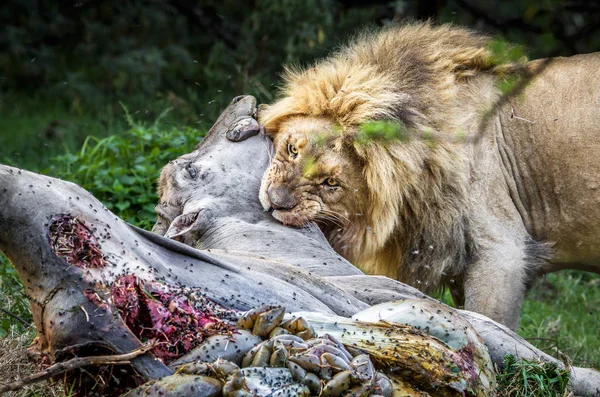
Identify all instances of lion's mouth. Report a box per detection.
[261,185,319,226]
[266,204,301,226]
[267,204,319,228]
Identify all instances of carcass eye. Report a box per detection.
[185,164,198,179]
[288,143,299,158]
[323,178,339,187]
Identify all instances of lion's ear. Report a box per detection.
[450,46,526,79]
[450,47,496,79]
[258,97,304,137]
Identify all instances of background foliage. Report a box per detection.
[53,106,201,228]
[0,0,599,387]
[2,0,600,170]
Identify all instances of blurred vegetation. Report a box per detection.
[0,1,600,392]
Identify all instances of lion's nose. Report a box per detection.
[267,185,297,210]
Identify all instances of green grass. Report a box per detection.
[519,271,600,369]
[0,255,33,338]
[497,354,570,397]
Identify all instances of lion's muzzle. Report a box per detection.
[266,184,298,210]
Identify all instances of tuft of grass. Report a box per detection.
[497,354,570,397]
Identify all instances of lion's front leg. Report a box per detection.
[462,231,538,330]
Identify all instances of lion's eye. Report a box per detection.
[287,143,299,158]
[323,177,339,187]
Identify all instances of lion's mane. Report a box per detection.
[259,23,521,291]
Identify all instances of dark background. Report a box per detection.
[2,0,600,170]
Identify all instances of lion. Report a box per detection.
[257,22,600,329]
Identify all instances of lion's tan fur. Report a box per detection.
[259,23,518,291]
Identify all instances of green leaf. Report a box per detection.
[115,201,131,211]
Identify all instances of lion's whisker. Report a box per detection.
[320,208,352,225]
[316,209,353,229]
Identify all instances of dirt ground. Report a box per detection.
[0,328,64,397]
